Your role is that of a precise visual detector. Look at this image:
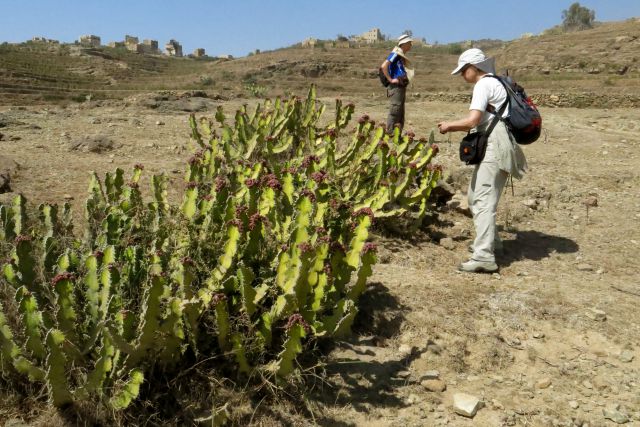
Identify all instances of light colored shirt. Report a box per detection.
[469,74,509,126]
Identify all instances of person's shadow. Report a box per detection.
[499,229,579,267]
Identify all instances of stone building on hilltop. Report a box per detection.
[78,35,101,47]
[32,37,59,44]
[193,48,206,57]
[165,39,183,57]
[142,39,160,54]
[301,37,318,48]
[125,35,140,52]
[353,28,383,44]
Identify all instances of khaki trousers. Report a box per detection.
[386,84,406,133]
[468,138,509,263]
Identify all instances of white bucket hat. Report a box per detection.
[397,34,413,46]
[451,48,496,75]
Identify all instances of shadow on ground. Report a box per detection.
[303,281,417,426]
[500,229,579,267]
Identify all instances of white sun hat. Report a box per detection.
[451,48,496,75]
[397,34,413,46]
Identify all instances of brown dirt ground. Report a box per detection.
[0,92,639,426]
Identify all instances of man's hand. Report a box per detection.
[437,122,450,134]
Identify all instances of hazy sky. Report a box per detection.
[1,0,639,57]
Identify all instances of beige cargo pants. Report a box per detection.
[468,135,509,263]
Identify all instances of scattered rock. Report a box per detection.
[396,370,411,379]
[491,399,504,410]
[88,117,101,124]
[535,377,552,389]
[405,394,420,405]
[569,400,580,409]
[523,199,539,209]
[427,342,443,355]
[615,35,636,43]
[420,370,440,380]
[603,404,629,424]
[453,393,483,418]
[577,263,594,272]
[439,237,455,250]
[586,308,607,321]
[156,120,165,126]
[398,344,414,355]
[63,194,74,200]
[446,192,471,217]
[533,331,545,339]
[619,350,634,363]
[582,195,598,207]
[174,98,208,112]
[422,379,447,392]
[69,135,114,153]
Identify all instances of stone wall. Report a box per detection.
[410,91,640,108]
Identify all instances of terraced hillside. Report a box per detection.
[0,18,639,106]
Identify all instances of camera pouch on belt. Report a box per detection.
[459,132,488,165]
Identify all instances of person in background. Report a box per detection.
[380,34,413,133]
[437,48,527,273]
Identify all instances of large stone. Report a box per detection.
[603,404,629,424]
[447,192,471,217]
[422,379,447,392]
[619,350,634,363]
[586,308,606,321]
[420,370,440,380]
[453,393,482,418]
[535,377,552,389]
[577,263,594,272]
[439,237,455,250]
[69,135,114,153]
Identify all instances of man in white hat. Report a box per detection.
[380,34,413,133]
[438,48,527,273]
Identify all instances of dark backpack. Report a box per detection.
[378,67,390,87]
[485,74,542,145]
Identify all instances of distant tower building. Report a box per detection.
[125,35,140,52]
[143,39,159,54]
[355,28,383,44]
[165,39,183,57]
[78,35,101,47]
[193,48,206,57]
[301,37,318,48]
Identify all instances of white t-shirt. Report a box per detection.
[469,74,509,126]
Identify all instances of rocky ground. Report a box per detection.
[0,92,639,426]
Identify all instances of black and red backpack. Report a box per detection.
[486,74,542,145]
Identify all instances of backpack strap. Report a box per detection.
[484,98,508,137]
[482,74,511,116]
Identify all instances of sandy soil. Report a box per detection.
[0,94,638,426]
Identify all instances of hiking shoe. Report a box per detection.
[457,259,498,273]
